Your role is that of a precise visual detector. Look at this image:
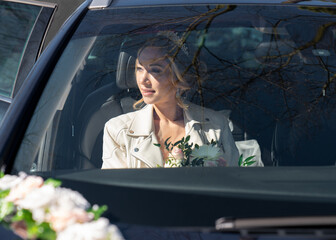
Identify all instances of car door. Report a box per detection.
[0,0,55,124]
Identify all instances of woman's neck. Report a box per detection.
[153,101,184,122]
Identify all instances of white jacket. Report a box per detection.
[102,103,240,168]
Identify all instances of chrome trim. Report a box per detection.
[0,95,12,104]
[89,0,113,9]
[2,0,56,8]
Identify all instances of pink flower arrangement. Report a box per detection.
[171,147,184,161]
[0,172,124,240]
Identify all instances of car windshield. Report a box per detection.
[13,4,336,171]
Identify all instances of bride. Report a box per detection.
[102,34,239,168]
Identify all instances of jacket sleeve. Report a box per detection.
[102,121,128,169]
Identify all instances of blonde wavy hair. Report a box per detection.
[133,34,203,109]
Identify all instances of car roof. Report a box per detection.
[90,0,336,8]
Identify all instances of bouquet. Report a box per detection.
[155,135,256,168]
[0,172,124,240]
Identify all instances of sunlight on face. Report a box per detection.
[136,47,177,106]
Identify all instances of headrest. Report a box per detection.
[116,51,137,89]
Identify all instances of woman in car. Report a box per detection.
[102,33,240,168]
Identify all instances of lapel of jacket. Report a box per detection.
[184,103,212,145]
[126,105,163,167]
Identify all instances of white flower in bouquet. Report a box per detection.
[171,147,184,160]
[16,184,55,209]
[15,184,92,230]
[53,187,90,210]
[16,184,56,222]
[0,172,26,190]
[47,207,93,232]
[107,224,125,240]
[5,175,44,203]
[57,218,124,240]
[164,147,184,167]
[47,187,92,232]
[191,144,221,161]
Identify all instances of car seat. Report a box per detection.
[76,50,138,169]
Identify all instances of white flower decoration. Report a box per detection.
[53,187,90,210]
[15,184,92,227]
[0,172,26,190]
[16,184,56,222]
[171,147,184,161]
[191,145,221,161]
[5,175,44,203]
[57,218,124,240]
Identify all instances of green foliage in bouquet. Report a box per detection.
[238,154,256,166]
[155,135,257,167]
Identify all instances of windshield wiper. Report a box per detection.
[216,216,336,230]
[216,216,336,238]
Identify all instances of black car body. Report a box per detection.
[2,0,336,239]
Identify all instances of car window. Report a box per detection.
[0,1,41,98]
[13,4,336,172]
[0,1,55,126]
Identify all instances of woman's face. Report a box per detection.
[136,47,176,106]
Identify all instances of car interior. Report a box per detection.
[46,31,279,170]
[14,7,336,173]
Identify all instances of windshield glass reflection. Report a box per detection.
[13,4,336,172]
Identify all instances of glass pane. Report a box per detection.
[13,4,336,172]
[0,2,41,98]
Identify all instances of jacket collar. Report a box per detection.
[125,103,210,167]
[127,102,209,137]
[126,105,162,167]
[127,104,154,137]
[184,103,210,136]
